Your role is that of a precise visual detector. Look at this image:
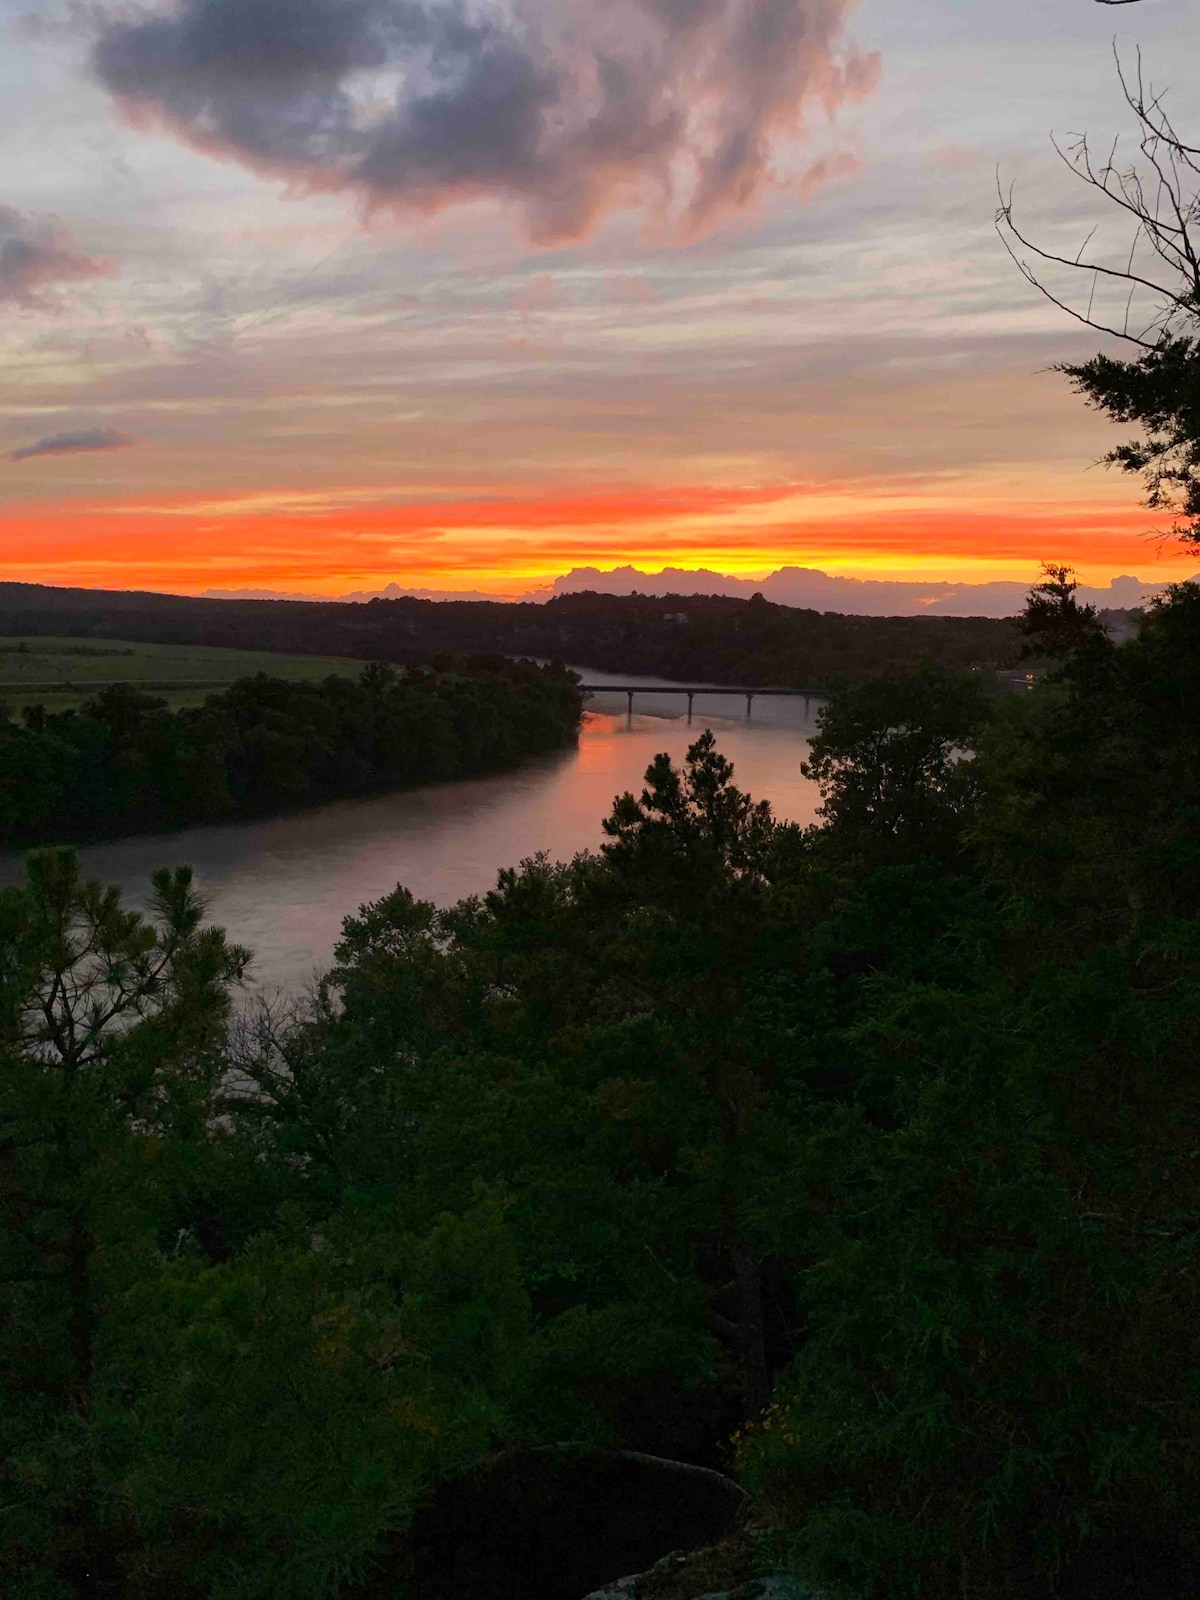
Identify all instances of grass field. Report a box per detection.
[0,637,365,714]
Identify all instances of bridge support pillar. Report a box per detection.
[626,689,634,721]
[687,692,694,723]
[746,692,754,718]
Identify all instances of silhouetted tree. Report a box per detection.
[802,661,991,864]
[0,852,247,1594]
[998,50,1200,549]
[1020,562,1108,656]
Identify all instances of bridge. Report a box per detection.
[578,684,820,719]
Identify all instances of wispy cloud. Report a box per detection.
[9,427,138,463]
[92,0,878,242]
[0,207,115,309]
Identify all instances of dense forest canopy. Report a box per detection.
[0,582,1021,689]
[0,658,582,846]
[4,571,1200,1598]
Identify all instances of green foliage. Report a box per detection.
[801,661,991,865]
[972,580,1200,937]
[1061,335,1200,548]
[99,1199,524,1598]
[733,584,1200,1598]
[0,659,581,846]
[4,572,1200,1597]
[0,850,249,1595]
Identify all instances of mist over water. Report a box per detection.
[1,677,822,990]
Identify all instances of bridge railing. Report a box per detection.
[578,685,820,718]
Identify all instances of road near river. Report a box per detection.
[0,673,824,990]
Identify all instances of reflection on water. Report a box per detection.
[0,676,822,990]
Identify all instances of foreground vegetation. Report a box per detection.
[2,570,1198,1597]
[0,658,582,845]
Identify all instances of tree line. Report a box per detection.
[0,657,582,845]
[0,582,1020,689]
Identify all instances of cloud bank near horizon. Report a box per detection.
[92,0,877,241]
[204,564,1179,618]
[547,564,1181,615]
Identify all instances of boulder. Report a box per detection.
[365,1446,746,1600]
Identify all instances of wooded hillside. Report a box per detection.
[0,583,1020,687]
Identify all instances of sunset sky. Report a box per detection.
[2,0,1197,598]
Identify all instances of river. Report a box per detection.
[0,673,824,990]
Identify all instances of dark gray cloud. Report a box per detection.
[0,207,115,308]
[92,0,878,241]
[9,427,138,462]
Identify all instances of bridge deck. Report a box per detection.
[578,685,814,696]
[579,683,821,718]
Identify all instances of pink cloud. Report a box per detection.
[92,0,878,243]
[0,207,115,309]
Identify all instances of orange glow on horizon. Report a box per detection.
[1,482,1194,598]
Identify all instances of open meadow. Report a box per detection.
[0,636,363,714]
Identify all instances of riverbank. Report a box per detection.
[0,696,824,987]
[0,660,581,849]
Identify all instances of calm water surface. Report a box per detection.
[1,673,823,990]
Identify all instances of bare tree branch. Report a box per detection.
[997,47,1200,348]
